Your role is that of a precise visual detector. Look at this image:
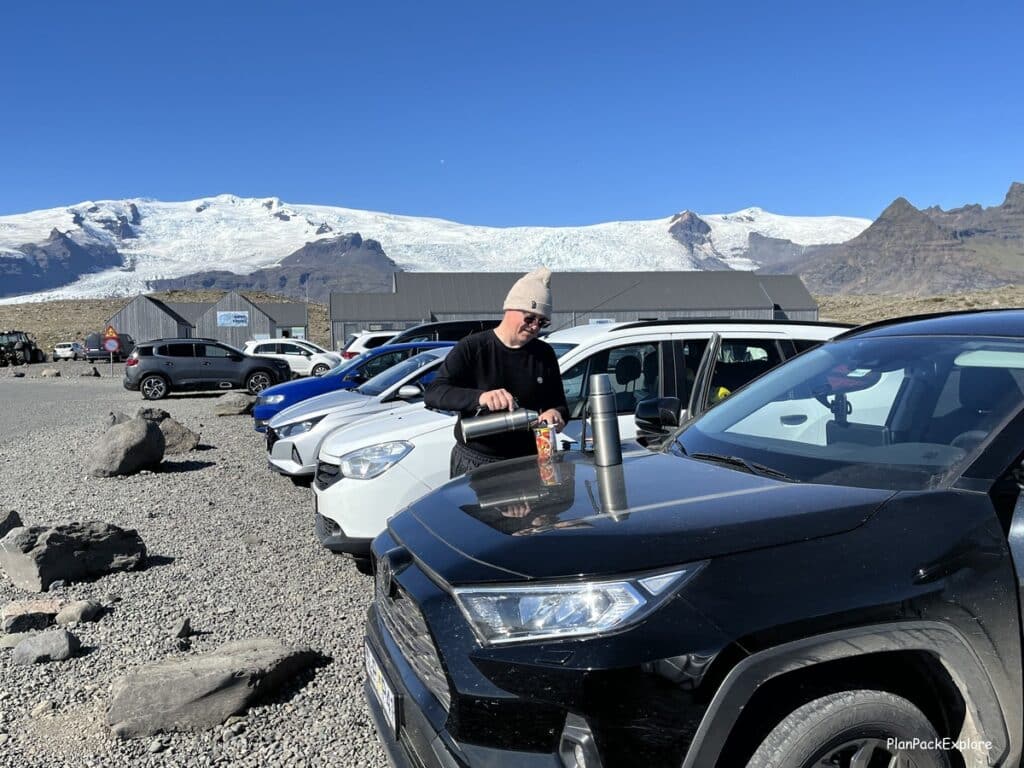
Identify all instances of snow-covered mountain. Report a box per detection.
[0,194,870,303]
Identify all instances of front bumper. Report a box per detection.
[314,510,371,558]
[265,430,316,477]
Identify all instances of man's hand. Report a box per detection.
[479,388,516,411]
[538,408,565,430]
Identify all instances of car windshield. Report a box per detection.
[357,350,449,397]
[548,342,577,358]
[322,355,367,378]
[675,335,1024,491]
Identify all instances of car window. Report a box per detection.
[357,351,448,397]
[280,343,308,356]
[254,343,276,355]
[705,339,784,407]
[671,338,710,406]
[364,335,393,350]
[165,343,194,357]
[679,336,1024,491]
[562,343,659,419]
[792,339,825,354]
[198,344,233,358]
[358,350,407,379]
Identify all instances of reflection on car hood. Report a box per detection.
[389,450,894,583]
[269,388,370,426]
[259,372,356,403]
[319,403,453,459]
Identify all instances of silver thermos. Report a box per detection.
[457,408,540,443]
[588,373,622,467]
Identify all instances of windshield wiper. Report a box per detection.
[690,452,797,482]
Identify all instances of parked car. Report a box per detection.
[265,348,454,483]
[52,342,85,361]
[85,331,136,362]
[314,319,850,568]
[340,330,398,360]
[252,342,456,431]
[386,319,500,345]
[364,309,1024,768]
[241,339,342,378]
[123,338,292,399]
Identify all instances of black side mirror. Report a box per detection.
[634,397,682,436]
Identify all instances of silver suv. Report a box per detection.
[123,338,292,400]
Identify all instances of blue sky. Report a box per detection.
[2,1,1021,225]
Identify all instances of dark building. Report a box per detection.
[328,271,817,349]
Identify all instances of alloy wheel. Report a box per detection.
[813,738,920,768]
[248,372,272,393]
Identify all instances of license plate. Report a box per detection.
[365,644,397,735]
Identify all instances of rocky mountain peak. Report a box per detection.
[1003,181,1024,210]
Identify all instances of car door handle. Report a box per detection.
[202,361,213,366]
[780,414,807,426]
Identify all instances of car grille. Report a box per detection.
[265,428,278,452]
[378,584,451,711]
[314,460,342,490]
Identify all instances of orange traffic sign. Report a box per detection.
[104,325,119,338]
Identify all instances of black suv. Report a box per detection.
[85,331,136,362]
[123,338,291,400]
[365,309,1024,768]
[387,319,500,345]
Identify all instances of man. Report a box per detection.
[425,266,569,477]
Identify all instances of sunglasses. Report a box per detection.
[520,312,550,329]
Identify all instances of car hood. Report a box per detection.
[388,449,894,584]
[319,403,453,459]
[269,388,371,427]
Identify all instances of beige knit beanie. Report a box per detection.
[503,266,553,318]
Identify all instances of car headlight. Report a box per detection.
[339,441,412,479]
[277,415,325,437]
[259,394,286,405]
[453,564,705,645]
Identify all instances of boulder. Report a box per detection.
[87,418,165,477]
[12,629,80,664]
[159,418,200,454]
[0,510,22,538]
[136,407,170,423]
[214,393,255,416]
[12,371,25,378]
[0,631,37,649]
[107,638,319,738]
[56,599,104,625]
[104,411,131,429]
[85,366,101,377]
[0,522,146,592]
[2,598,63,632]
[40,368,61,378]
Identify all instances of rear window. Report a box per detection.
[136,346,154,357]
[363,335,392,350]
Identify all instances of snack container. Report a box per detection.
[533,424,556,460]
[537,456,561,486]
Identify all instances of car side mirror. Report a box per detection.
[396,384,423,400]
[634,397,682,436]
[345,374,366,384]
[231,354,244,362]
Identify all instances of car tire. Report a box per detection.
[289,475,312,488]
[746,690,951,768]
[140,375,170,400]
[311,363,330,376]
[246,370,273,394]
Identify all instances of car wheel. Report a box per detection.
[246,370,273,394]
[140,375,169,400]
[311,363,330,376]
[747,690,950,768]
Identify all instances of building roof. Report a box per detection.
[162,301,210,325]
[756,274,818,311]
[329,271,811,320]
[257,302,307,327]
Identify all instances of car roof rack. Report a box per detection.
[613,318,856,332]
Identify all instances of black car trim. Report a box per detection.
[314,512,371,558]
[681,621,1012,768]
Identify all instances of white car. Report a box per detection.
[340,330,397,360]
[311,319,853,571]
[265,347,452,483]
[52,341,85,360]
[242,339,342,377]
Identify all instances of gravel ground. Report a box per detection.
[0,362,388,768]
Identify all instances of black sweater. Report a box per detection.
[424,331,569,458]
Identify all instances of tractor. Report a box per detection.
[0,330,46,366]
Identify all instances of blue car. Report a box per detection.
[251,341,455,431]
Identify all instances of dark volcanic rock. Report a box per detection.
[107,638,321,738]
[667,211,731,268]
[0,521,147,592]
[150,232,399,301]
[12,629,80,664]
[0,229,123,299]
[87,418,165,477]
